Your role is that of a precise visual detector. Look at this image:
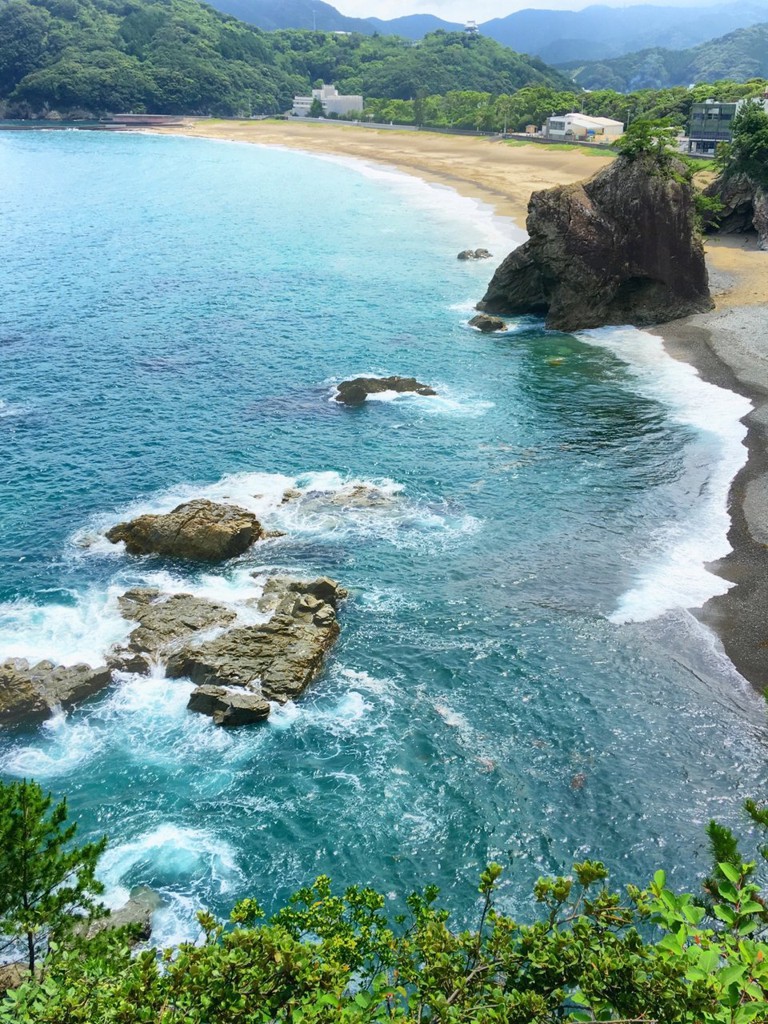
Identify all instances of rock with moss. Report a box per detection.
[105,499,265,562]
[478,154,713,330]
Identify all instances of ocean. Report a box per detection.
[0,129,765,945]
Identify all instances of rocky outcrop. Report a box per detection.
[109,589,237,673]
[703,172,768,250]
[469,313,507,333]
[335,376,436,406]
[85,886,163,942]
[106,499,265,562]
[0,659,112,726]
[458,248,492,260]
[479,154,713,331]
[166,577,347,723]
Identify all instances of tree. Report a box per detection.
[0,779,106,974]
[614,117,679,163]
[718,98,768,188]
[308,96,324,117]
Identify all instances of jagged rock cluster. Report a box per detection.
[478,154,714,331]
[2,500,349,729]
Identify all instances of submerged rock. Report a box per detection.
[109,588,237,673]
[0,659,112,726]
[469,313,507,333]
[106,499,264,562]
[478,154,713,331]
[703,172,768,250]
[166,577,347,724]
[335,376,436,406]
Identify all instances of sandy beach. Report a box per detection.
[155,118,768,689]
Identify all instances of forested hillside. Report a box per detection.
[0,0,570,117]
[564,22,768,90]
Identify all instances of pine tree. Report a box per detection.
[0,779,107,973]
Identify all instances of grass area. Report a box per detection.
[503,139,617,156]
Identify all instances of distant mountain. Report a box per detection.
[203,0,768,69]
[479,1,768,64]
[366,14,462,39]
[562,22,768,89]
[207,0,376,33]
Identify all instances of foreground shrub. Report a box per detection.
[2,787,768,1022]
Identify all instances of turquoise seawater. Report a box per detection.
[1,130,766,942]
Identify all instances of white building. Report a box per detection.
[291,83,363,118]
[543,113,624,142]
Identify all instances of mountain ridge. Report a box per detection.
[562,21,768,88]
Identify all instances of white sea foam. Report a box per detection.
[0,585,131,666]
[99,823,243,895]
[580,326,752,623]
[2,713,105,778]
[0,399,24,419]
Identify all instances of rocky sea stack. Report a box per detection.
[478,154,713,331]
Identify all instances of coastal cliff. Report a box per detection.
[478,154,713,331]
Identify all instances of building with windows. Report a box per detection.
[291,83,363,118]
[542,113,624,143]
[687,94,768,155]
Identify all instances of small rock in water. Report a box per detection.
[457,248,493,260]
[105,498,264,562]
[187,685,271,726]
[570,772,587,790]
[335,376,436,406]
[469,313,508,333]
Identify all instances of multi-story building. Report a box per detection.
[542,113,624,143]
[688,94,768,155]
[291,83,363,118]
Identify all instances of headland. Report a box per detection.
[151,117,768,691]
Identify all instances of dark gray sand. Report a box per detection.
[654,295,768,692]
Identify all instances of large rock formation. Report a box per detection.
[0,659,112,726]
[478,154,713,331]
[106,499,265,562]
[335,376,436,406]
[703,172,768,250]
[167,578,347,721]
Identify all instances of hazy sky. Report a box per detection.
[336,0,717,21]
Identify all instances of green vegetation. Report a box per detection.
[0,0,569,118]
[361,81,768,134]
[614,118,679,164]
[717,98,768,189]
[0,780,106,973]
[3,779,768,1022]
[563,24,768,92]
